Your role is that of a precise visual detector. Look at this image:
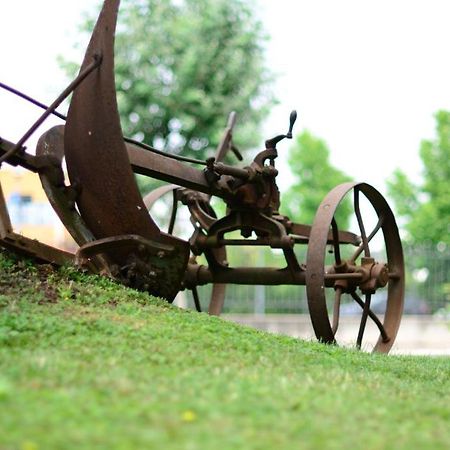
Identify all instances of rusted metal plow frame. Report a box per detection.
[0,0,405,353]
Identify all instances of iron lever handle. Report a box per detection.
[265,110,297,149]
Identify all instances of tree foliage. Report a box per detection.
[72,0,274,162]
[280,131,353,228]
[387,110,450,245]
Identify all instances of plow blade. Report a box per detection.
[64,0,189,300]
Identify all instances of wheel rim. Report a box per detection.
[306,182,405,353]
[143,186,227,315]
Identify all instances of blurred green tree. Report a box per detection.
[280,130,353,229]
[387,111,450,312]
[67,0,275,164]
[387,110,450,245]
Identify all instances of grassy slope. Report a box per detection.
[0,250,449,450]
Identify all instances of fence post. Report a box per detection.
[254,284,266,315]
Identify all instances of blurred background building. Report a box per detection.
[0,168,75,251]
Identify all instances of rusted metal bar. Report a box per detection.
[0,81,207,167]
[0,56,102,166]
[127,142,213,194]
[186,262,362,287]
[0,81,67,121]
[0,136,51,173]
[0,232,73,266]
[186,264,305,286]
[35,126,98,247]
[215,111,237,162]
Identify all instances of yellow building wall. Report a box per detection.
[1,169,48,201]
[0,168,75,250]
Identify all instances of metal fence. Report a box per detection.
[403,243,449,314]
[181,244,450,315]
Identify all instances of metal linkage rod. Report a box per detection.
[0,54,102,166]
[0,80,208,167]
[0,81,67,120]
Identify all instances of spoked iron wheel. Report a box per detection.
[306,182,404,353]
[143,185,227,315]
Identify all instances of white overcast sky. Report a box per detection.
[1,0,450,196]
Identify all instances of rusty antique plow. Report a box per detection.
[0,0,404,353]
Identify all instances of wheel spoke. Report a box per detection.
[353,188,370,258]
[332,287,343,335]
[356,293,372,348]
[168,189,179,235]
[351,292,389,343]
[192,286,202,312]
[330,217,342,265]
[351,215,384,263]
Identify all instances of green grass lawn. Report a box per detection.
[0,250,449,450]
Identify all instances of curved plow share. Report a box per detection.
[0,0,405,352]
[60,0,190,300]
